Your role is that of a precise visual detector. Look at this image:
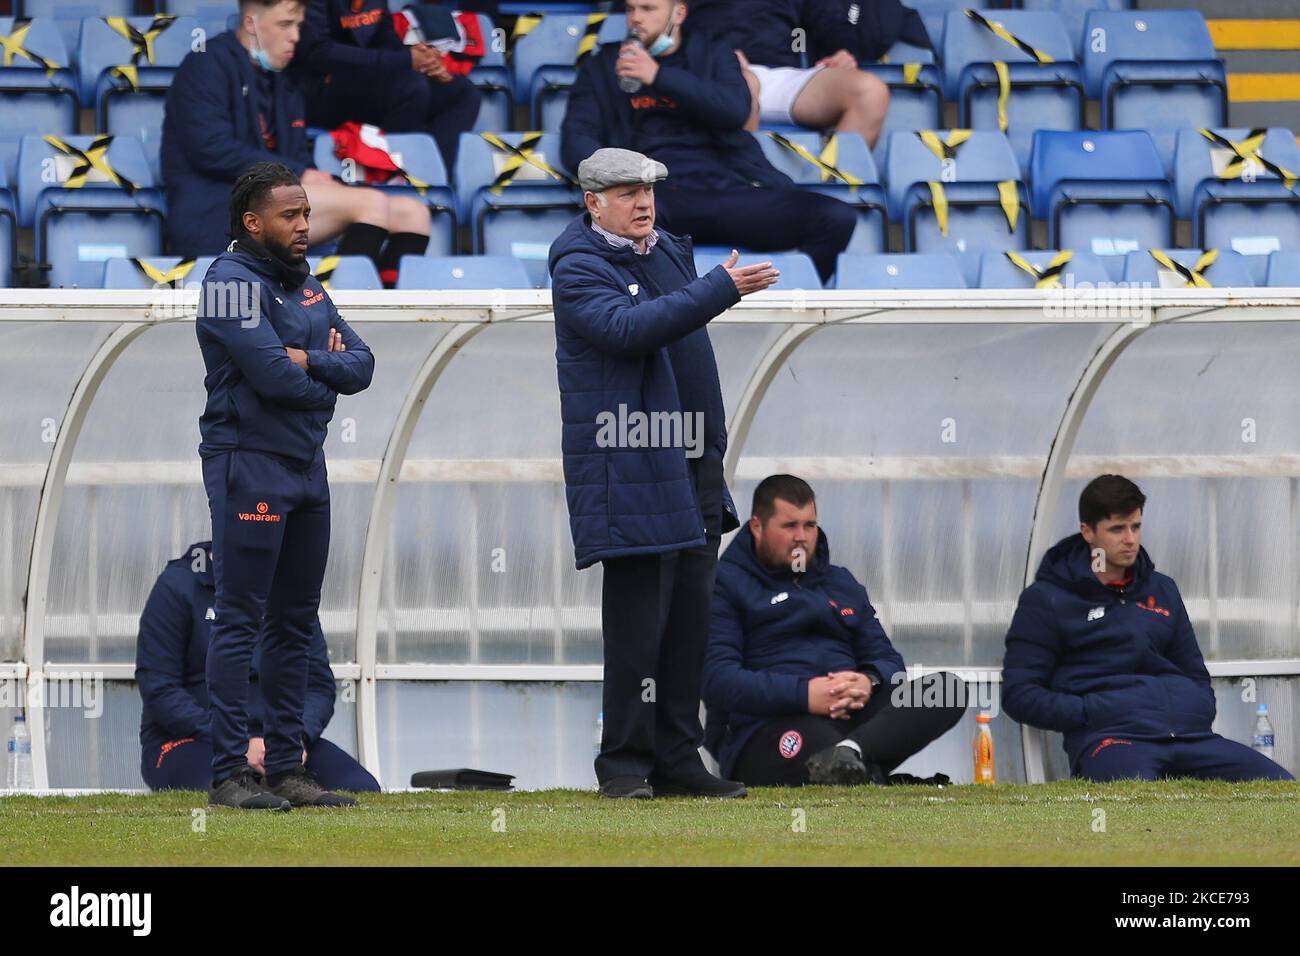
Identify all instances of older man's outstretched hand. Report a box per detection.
[723,249,780,296]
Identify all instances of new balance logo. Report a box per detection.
[1087,606,1105,622]
[770,592,789,605]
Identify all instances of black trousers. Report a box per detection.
[303,67,482,172]
[733,672,968,786]
[654,182,857,284]
[597,536,720,783]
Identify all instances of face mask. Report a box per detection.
[646,10,677,57]
[250,22,284,72]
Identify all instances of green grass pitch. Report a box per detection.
[2,780,1297,866]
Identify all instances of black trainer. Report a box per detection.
[268,766,359,807]
[649,772,747,799]
[806,744,886,786]
[209,767,292,811]
[599,776,654,799]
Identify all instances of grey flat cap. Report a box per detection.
[577,147,668,192]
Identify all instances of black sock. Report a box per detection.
[378,231,430,289]
[336,222,389,273]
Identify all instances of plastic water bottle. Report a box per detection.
[1252,704,1275,760]
[6,715,33,790]
[973,712,995,784]
[617,33,644,93]
[593,711,604,760]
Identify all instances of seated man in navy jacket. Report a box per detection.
[704,475,966,786]
[688,0,926,146]
[291,0,481,171]
[1003,474,1294,782]
[561,0,858,284]
[162,0,431,284]
[136,541,379,794]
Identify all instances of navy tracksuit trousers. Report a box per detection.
[142,736,380,793]
[1075,733,1294,782]
[203,450,331,784]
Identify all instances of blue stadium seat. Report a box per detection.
[101,255,216,288]
[159,1,239,19]
[907,0,976,49]
[18,1,132,53]
[16,133,165,288]
[0,168,15,287]
[313,131,458,257]
[941,9,1084,174]
[511,12,617,129]
[453,130,581,286]
[1264,251,1300,287]
[1021,0,1130,59]
[1029,130,1174,256]
[755,130,888,254]
[309,254,382,290]
[693,249,822,289]
[1120,248,1255,288]
[833,252,966,289]
[882,128,1028,281]
[976,248,1111,288]
[79,15,199,162]
[465,13,513,133]
[1082,10,1226,164]
[862,42,944,139]
[395,254,533,289]
[1172,127,1300,280]
[0,17,79,137]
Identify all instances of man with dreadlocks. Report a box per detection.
[196,162,374,811]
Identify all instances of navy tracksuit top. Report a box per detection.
[196,242,375,468]
[1002,533,1217,766]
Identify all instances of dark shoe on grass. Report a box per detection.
[268,765,358,807]
[599,776,654,799]
[806,744,885,786]
[649,772,747,799]
[209,767,292,811]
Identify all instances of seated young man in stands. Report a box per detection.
[162,0,430,286]
[291,0,482,171]
[688,0,927,146]
[1003,474,1295,783]
[136,541,380,795]
[561,0,858,284]
[704,475,967,786]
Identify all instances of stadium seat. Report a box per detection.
[1120,248,1255,288]
[18,0,131,53]
[0,168,15,287]
[309,254,382,290]
[158,0,239,19]
[693,249,822,289]
[1264,251,1300,287]
[832,252,966,289]
[512,12,617,130]
[79,15,200,162]
[101,255,216,288]
[1021,0,1130,59]
[313,131,458,257]
[1082,10,1226,164]
[453,130,581,286]
[395,253,533,289]
[1171,127,1300,280]
[1029,130,1174,257]
[466,13,513,133]
[755,130,888,254]
[906,0,976,49]
[861,42,944,138]
[16,133,165,288]
[976,248,1111,288]
[882,128,1028,283]
[0,17,79,137]
[941,9,1084,174]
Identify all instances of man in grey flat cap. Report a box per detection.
[548,147,779,799]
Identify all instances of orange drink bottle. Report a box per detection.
[974,712,995,784]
